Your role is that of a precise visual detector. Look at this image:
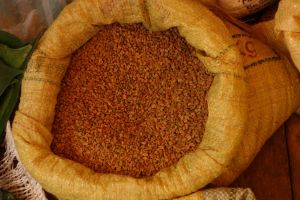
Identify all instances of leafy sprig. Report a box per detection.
[0,30,41,141]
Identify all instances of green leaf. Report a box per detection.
[0,189,16,200]
[0,43,32,69]
[0,82,21,136]
[0,30,43,140]
[0,31,24,48]
[0,60,23,97]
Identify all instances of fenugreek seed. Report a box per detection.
[51,23,213,178]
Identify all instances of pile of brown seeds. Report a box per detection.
[51,23,213,178]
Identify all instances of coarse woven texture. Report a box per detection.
[0,122,47,200]
[51,24,213,178]
[198,0,277,18]
[12,0,247,199]
[251,0,300,73]
[275,0,300,72]
[177,188,255,200]
[252,0,300,114]
[212,20,300,185]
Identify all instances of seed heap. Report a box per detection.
[51,23,213,178]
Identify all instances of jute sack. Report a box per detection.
[252,0,300,114]
[274,0,300,72]
[212,17,300,185]
[198,0,277,18]
[12,0,248,199]
[178,188,255,200]
[251,0,300,73]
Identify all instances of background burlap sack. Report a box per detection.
[212,0,300,185]
[12,0,248,199]
[251,0,300,71]
[198,0,277,18]
[274,0,300,72]
[178,188,255,200]
[212,18,300,185]
[252,0,300,114]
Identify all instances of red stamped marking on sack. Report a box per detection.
[236,39,257,58]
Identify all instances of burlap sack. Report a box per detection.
[198,0,277,18]
[12,0,248,199]
[274,0,300,72]
[212,18,300,185]
[252,0,300,114]
[251,0,300,71]
[178,188,255,200]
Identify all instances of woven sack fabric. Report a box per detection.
[12,0,248,199]
[212,19,300,185]
[198,0,277,18]
[178,187,255,200]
